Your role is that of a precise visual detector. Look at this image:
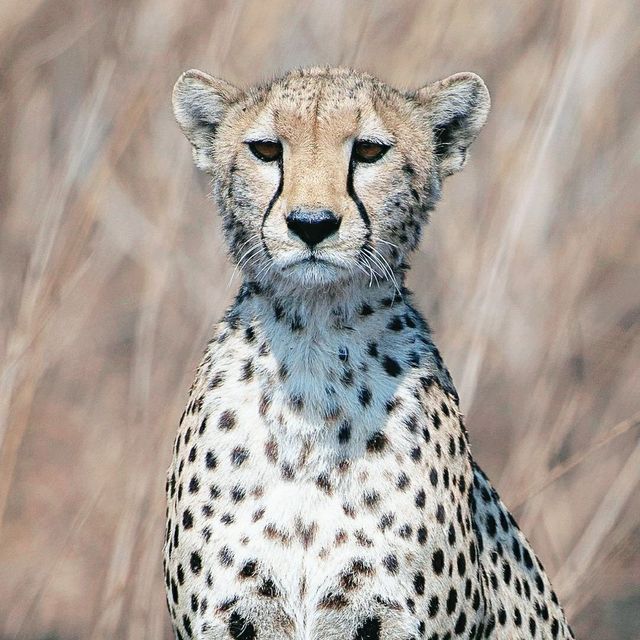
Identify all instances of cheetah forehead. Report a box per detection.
[242,68,411,143]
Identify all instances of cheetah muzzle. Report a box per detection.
[164,66,575,640]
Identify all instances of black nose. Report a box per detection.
[286,209,341,248]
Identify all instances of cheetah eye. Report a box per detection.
[352,140,390,163]
[247,140,283,162]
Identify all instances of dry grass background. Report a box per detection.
[0,1,639,638]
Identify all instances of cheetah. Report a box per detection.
[164,66,575,640]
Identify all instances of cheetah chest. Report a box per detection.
[165,358,482,639]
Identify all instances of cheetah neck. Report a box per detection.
[215,278,457,444]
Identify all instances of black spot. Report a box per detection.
[446,587,457,614]
[281,463,295,480]
[231,447,249,466]
[354,616,381,640]
[397,472,410,490]
[387,316,404,331]
[358,386,372,407]
[182,509,193,529]
[231,486,245,502]
[218,410,237,430]
[454,611,467,634]
[341,368,354,386]
[219,545,234,567]
[432,549,445,575]
[414,572,425,595]
[182,614,192,637]
[428,595,439,617]
[367,341,379,358]
[514,607,522,627]
[290,312,304,332]
[171,578,178,604]
[382,554,399,574]
[360,303,374,316]
[320,592,348,609]
[363,491,380,508]
[385,397,400,413]
[289,393,304,411]
[486,514,497,537]
[239,560,258,578]
[229,611,256,640]
[523,548,534,570]
[448,523,456,546]
[338,421,352,444]
[190,551,202,575]
[366,431,387,453]
[382,355,402,377]
[503,560,512,584]
[316,473,332,494]
[258,577,279,597]
[415,489,426,508]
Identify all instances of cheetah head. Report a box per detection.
[173,67,489,294]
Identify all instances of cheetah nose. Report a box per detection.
[286,209,341,248]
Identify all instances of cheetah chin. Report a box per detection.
[165,66,575,640]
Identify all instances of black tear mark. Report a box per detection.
[346,153,372,238]
[229,611,256,639]
[259,156,284,259]
[354,616,381,640]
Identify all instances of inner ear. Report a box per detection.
[413,72,490,177]
[172,69,242,171]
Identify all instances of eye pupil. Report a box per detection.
[248,140,282,162]
[353,140,390,163]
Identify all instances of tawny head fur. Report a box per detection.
[173,67,489,295]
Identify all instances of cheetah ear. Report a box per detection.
[173,69,242,171]
[413,72,490,178]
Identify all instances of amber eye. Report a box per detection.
[352,140,390,163]
[248,140,283,162]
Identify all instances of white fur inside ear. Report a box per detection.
[415,73,490,177]
[172,69,241,172]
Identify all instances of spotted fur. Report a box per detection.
[165,67,574,640]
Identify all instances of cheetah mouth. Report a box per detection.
[281,255,339,272]
[274,251,357,285]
